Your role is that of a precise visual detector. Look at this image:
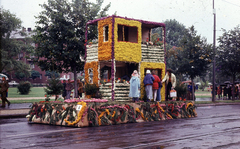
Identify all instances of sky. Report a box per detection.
[1,0,240,44]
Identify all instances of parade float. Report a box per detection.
[27,15,197,127]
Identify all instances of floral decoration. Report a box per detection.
[140,62,166,100]
[64,101,87,126]
[98,17,113,61]
[84,61,99,85]
[114,18,142,63]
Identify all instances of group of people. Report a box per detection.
[215,84,240,100]
[0,77,10,107]
[128,68,176,102]
[62,79,84,100]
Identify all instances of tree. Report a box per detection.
[34,0,110,97]
[45,71,60,78]
[217,26,240,100]
[31,70,41,80]
[44,77,63,101]
[0,8,32,74]
[176,26,212,100]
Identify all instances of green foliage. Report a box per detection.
[175,81,187,99]
[176,26,212,80]
[31,70,41,80]
[85,83,98,95]
[45,71,60,78]
[44,77,63,101]
[17,81,31,94]
[217,26,240,79]
[0,8,34,74]
[199,81,206,90]
[33,0,110,98]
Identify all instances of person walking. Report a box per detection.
[161,69,176,101]
[152,70,160,102]
[77,79,84,98]
[129,70,140,102]
[65,79,74,99]
[0,77,10,107]
[143,70,155,102]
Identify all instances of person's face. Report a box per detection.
[2,77,6,81]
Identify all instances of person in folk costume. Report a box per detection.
[161,68,176,101]
[151,70,160,102]
[143,70,155,102]
[129,70,140,102]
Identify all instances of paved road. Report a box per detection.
[1,104,240,149]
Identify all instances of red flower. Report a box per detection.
[85,39,87,42]
[157,38,159,41]
[107,79,110,82]
[45,95,46,97]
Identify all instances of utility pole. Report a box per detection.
[212,0,216,102]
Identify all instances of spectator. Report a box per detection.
[143,70,155,102]
[0,77,10,107]
[217,85,222,100]
[65,79,74,99]
[62,80,67,100]
[129,70,140,102]
[162,69,176,101]
[223,86,227,100]
[152,70,160,102]
[77,79,84,98]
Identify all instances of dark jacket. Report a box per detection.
[0,80,9,92]
[143,74,155,86]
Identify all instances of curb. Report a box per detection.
[0,108,30,119]
[196,102,240,107]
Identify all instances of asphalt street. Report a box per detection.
[1,104,240,149]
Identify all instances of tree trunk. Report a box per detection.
[73,65,78,98]
[191,78,195,101]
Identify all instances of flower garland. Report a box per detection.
[114,18,142,63]
[135,107,147,120]
[98,109,110,126]
[64,101,87,126]
[64,98,108,103]
[84,61,99,85]
[98,17,113,61]
[157,102,172,119]
[140,62,166,100]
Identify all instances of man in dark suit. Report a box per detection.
[0,77,10,107]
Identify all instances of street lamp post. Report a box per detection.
[212,0,216,102]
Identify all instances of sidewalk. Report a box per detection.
[0,103,31,118]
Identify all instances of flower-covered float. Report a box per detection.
[27,99,196,127]
[27,16,197,127]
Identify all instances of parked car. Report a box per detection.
[8,81,19,86]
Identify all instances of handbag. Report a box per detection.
[170,89,177,98]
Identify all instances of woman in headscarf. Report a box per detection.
[129,70,140,102]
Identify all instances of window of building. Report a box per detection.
[88,68,93,84]
[103,25,109,42]
[118,25,138,43]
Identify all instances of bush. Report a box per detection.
[85,83,98,95]
[17,81,31,94]
[44,77,63,101]
[175,81,187,100]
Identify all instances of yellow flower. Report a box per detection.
[64,101,87,126]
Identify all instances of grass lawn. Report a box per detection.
[8,87,46,98]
